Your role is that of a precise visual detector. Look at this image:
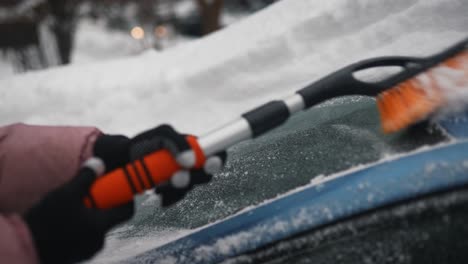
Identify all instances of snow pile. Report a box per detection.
[1,0,467,138]
[71,20,143,65]
[0,0,467,262]
[92,226,192,264]
[432,52,468,118]
[0,59,14,78]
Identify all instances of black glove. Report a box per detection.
[94,125,227,207]
[24,166,134,264]
[131,125,227,206]
[93,134,130,172]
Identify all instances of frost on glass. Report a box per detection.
[126,97,446,235]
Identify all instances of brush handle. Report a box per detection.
[84,150,179,209]
[381,37,468,88]
[84,38,468,209]
[197,57,423,154]
[199,39,468,156]
[84,136,205,209]
[297,56,422,107]
[298,37,468,108]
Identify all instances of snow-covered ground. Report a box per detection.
[71,19,144,65]
[1,0,467,262]
[0,20,143,79]
[1,0,466,136]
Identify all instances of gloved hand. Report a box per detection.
[94,124,227,207]
[24,164,134,264]
[93,133,131,173]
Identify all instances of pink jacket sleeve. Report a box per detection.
[0,123,102,263]
[0,214,39,264]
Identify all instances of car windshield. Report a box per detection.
[122,96,447,237]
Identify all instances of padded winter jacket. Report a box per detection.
[0,123,101,264]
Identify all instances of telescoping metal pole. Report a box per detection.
[197,94,306,156]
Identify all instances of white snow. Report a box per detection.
[0,58,14,78]
[71,19,144,65]
[1,0,466,137]
[92,226,192,264]
[431,53,468,118]
[0,0,467,262]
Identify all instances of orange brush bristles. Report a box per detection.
[377,51,468,133]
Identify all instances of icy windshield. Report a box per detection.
[124,96,447,235]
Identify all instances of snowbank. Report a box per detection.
[1,0,466,137]
[0,0,467,262]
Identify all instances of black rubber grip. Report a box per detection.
[297,56,421,108]
[297,36,468,108]
[242,101,290,137]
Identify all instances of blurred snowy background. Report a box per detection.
[0,0,277,78]
[1,0,467,263]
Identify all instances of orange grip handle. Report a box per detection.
[84,136,205,209]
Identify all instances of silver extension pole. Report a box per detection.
[198,93,306,156]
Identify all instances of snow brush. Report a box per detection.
[378,43,468,133]
[85,37,468,210]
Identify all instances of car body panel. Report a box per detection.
[438,111,468,139]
